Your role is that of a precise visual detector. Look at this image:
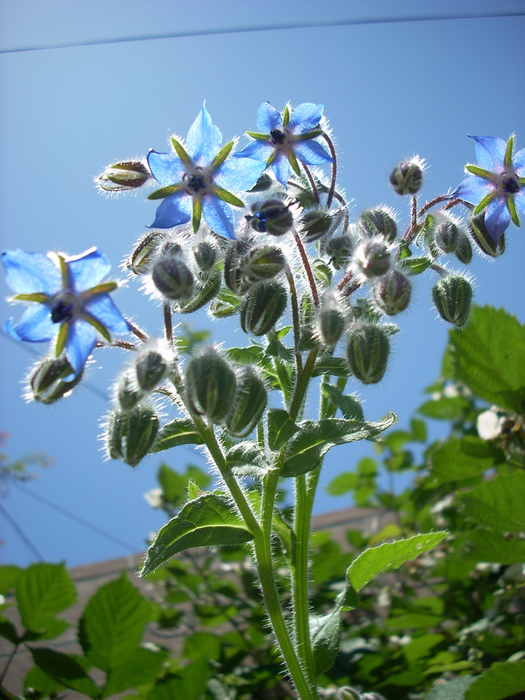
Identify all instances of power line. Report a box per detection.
[1,11,523,54]
[0,498,43,561]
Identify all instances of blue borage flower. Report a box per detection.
[235,102,333,187]
[451,135,525,243]
[147,105,265,240]
[2,248,131,377]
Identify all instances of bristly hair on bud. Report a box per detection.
[432,271,473,327]
[346,323,390,384]
[96,160,151,194]
[27,356,83,404]
[372,269,412,316]
[246,198,295,236]
[358,206,398,243]
[224,365,268,437]
[427,210,463,256]
[185,346,237,424]
[468,209,506,259]
[351,238,393,281]
[315,291,349,348]
[134,339,172,393]
[300,205,345,243]
[103,402,159,467]
[389,156,426,196]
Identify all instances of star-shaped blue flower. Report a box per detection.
[147,105,265,239]
[451,135,525,243]
[235,102,333,187]
[2,247,131,377]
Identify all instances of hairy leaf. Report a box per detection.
[151,418,204,452]
[458,471,525,532]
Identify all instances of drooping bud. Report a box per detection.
[346,324,390,384]
[325,235,354,270]
[352,239,391,279]
[454,231,473,264]
[151,257,194,300]
[240,281,287,336]
[468,211,505,258]
[317,294,347,348]
[247,199,294,236]
[248,172,273,192]
[224,239,252,294]
[105,403,159,467]
[298,325,319,351]
[185,348,237,423]
[29,357,82,404]
[135,346,169,392]
[240,244,286,282]
[225,366,268,437]
[372,269,411,315]
[193,240,218,271]
[117,369,144,410]
[432,214,459,254]
[432,274,472,327]
[96,161,151,192]
[358,208,397,242]
[300,207,343,243]
[389,157,425,196]
[127,231,164,275]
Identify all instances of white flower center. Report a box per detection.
[183,166,213,196]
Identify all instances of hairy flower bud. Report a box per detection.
[135,347,169,392]
[432,274,472,327]
[389,157,425,195]
[225,366,268,437]
[468,211,505,258]
[240,281,287,336]
[325,235,354,270]
[193,240,218,271]
[298,325,319,351]
[185,348,237,423]
[247,199,294,236]
[454,231,473,264]
[29,357,82,404]
[127,231,164,275]
[152,257,194,300]
[96,160,151,192]
[317,295,347,348]
[105,403,159,467]
[224,239,252,294]
[117,370,144,410]
[433,216,459,254]
[300,208,343,243]
[248,172,273,192]
[346,325,390,384]
[358,208,397,242]
[240,244,286,282]
[352,239,391,279]
[373,269,411,315]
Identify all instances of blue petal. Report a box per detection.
[215,157,266,191]
[5,304,55,342]
[513,190,525,218]
[469,135,506,172]
[84,294,131,334]
[65,319,98,377]
[235,140,273,162]
[186,104,222,165]
[288,103,324,135]
[2,250,61,295]
[485,197,511,243]
[294,139,333,165]
[202,196,235,239]
[150,191,192,229]
[451,176,493,205]
[271,154,291,187]
[256,102,282,133]
[68,248,110,293]
[513,146,525,174]
[147,151,186,187]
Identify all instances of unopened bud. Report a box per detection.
[358,208,397,242]
[105,403,159,467]
[29,357,82,404]
[325,235,354,270]
[96,161,151,192]
[240,281,287,336]
[247,199,293,236]
[152,257,194,300]
[317,302,347,348]
[346,325,390,384]
[248,172,273,192]
[298,325,319,351]
[432,274,472,327]
[117,370,144,410]
[185,348,237,423]
[135,348,169,392]
[454,231,473,264]
[224,239,252,294]
[300,208,342,243]
[468,211,505,258]
[225,366,268,437]
[389,157,425,195]
[193,240,217,271]
[433,216,459,254]
[373,269,411,315]
[127,231,164,275]
[240,244,286,282]
[353,239,391,279]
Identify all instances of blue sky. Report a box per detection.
[1,0,524,567]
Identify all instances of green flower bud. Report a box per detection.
[325,235,354,270]
[373,269,411,315]
[468,211,505,258]
[240,281,287,336]
[353,239,391,279]
[346,324,390,384]
[240,244,286,282]
[300,207,343,243]
[454,231,473,264]
[96,160,151,192]
[117,369,144,410]
[247,199,294,236]
[152,257,194,300]
[127,231,164,275]
[135,347,169,392]
[248,172,273,192]
[193,240,217,271]
[358,208,397,242]
[298,325,319,351]
[225,366,268,437]
[433,217,459,254]
[105,403,159,467]
[29,357,82,404]
[432,274,472,327]
[224,239,252,294]
[389,157,425,195]
[317,296,347,348]
[185,348,237,423]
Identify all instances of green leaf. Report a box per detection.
[281,414,395,477]
[418,396,471,420]
[457,530,525,564]
[425,675,476,699]
[426,436,503,487]
[0,617,19,644]
[158,463,211,506]
[141,494,254,575]
[464,660,525,700]
[322,385,364,420]
[179,272,221,314]
[151,418,204,452]
[0,565,21,594]
[347,532,447,593]
[267,408,300,451]
[325,471,359,496]
[225,441,266,470]
[310,610,343,675]
[402,256,433,275]
[103,646,169,698]
[16,563,76,638]
[24,664,68,695]
[79,573,152,672]
[458,471,525,532]
[450,305,525,413]
[149,660,210,700]
[312,356,349,377]
[30,648,99,698]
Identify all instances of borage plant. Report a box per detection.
[3,101,523,699]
